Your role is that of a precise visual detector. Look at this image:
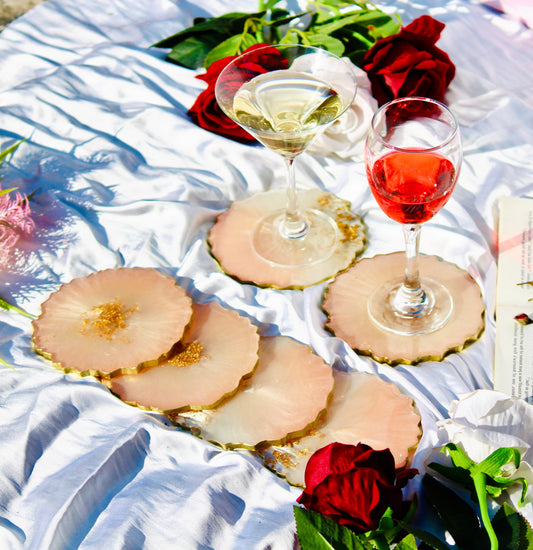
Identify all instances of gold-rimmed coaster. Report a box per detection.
[322,252,485,365]
[208,189,366,289]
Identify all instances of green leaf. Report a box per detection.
[492,502,533,550]
[442,443,477,471]
[473,448,521,478]
[375,507,395,532]
[367,13,401,40]
[267,10,305,27]
[293,506,373,550]
[306,33,345,56]
[438,445,529,506]
[203,33,259,68]
[152,11,266,48]
[398,521,452,550]
[312,12,367,36]
[262,9,297,42]
[422,474,489,550]
[314,9,395,38]
[0,139,24,166]
[166,34,224,69]
[428,462,477,500]
[338,28,374,48]
[262,0,282,10]
[395,533,419,549]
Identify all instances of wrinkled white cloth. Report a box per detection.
[0,0,532,548]
[479,0,533,28]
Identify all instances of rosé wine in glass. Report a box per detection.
[365,97,462,335]
[368,150,456,224]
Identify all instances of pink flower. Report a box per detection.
[0,189,35,266]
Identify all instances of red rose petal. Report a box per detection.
[361,15,455,105]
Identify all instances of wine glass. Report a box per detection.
[215,44,357,268]
[365,97,462,335]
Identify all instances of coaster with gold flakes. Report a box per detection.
[208,189,366,289]
[109,301,260,412]
[322,252,485,365]
[169,336,334,450]
[32,267,193,378]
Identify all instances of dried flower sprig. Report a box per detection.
[0,140,36,371]
[515,313,533,326]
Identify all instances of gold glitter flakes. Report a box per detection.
[168,341,204,367]
[80,298,138,341]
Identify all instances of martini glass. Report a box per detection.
[365,97,462,335]
[215,44,357,268]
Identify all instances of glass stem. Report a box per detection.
[281,157,308,239]
[393,223,429,318]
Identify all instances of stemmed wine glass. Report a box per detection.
[365,97,462,335]
[215,44,357,268]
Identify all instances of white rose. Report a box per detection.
[434,389,533,512]
[307,63,378,160]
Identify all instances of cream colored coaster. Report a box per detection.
[258,369,421,487]
[208,189,366,289]
[322,252,485,365]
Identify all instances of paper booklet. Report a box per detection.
[494,196,533,403]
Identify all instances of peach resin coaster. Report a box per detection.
[208,189,366,289]
[322,252,485,365]
[259,369,421,487]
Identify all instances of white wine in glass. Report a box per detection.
[215,44,357,268]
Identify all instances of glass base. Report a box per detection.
[368,276,453,335]
[251,208,339,268]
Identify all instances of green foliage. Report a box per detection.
[492,502,533,550]
[423,474,488,549]
[153,0,401,69]
[427,444,533,550]
[294,504,451,549]
[294,506,373,550]
[294,441,533,550]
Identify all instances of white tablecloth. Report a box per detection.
[0,0,532,548]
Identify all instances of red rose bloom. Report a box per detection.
[188,52,253,143]
[362,15,456,106]
[188,81,254,143]
[297,442,417,534]
[188,43,288,144]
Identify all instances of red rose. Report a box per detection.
[362,15,456,106]
[188,52,254,143]
[297,442,417,534]
[188,80,255,143]
[188,43,288,143]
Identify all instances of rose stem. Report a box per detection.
[473,472,498,550]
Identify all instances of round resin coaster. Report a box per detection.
[322,252,485,365]
[170,336,334,450]
[109,301,260,413]
[208,189,366,289]
[32,268,193,378]
[258,369,421,487]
